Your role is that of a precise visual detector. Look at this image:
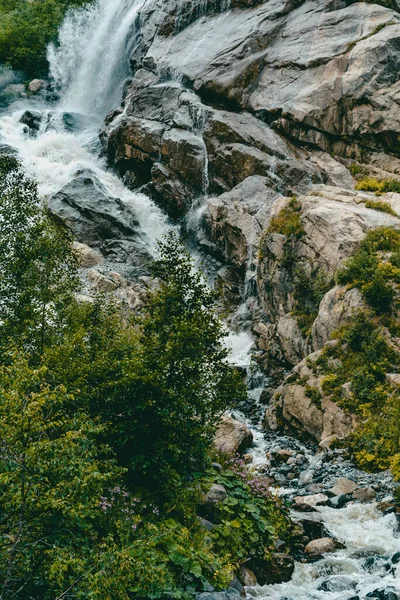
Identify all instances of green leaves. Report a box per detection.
[0,157,79,359]
[0,0,93,76]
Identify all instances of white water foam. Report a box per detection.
[0,0,172,256]
[48,0,144,118]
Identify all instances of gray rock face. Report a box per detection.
[98,0,400,443]
[265,350,358,441]
[49,171,151,267]
[136,0,400,161]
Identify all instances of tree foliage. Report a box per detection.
[0,0,92,76]
[0,163,259,598]
[0,156,79,358]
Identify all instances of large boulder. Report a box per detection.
[311,285,365,351]
[48,171,151,267]
[265,350,358,442]
[214,415,253,455]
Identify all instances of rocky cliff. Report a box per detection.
[100,0,400,444]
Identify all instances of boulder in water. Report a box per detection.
[48,170,140,247]
[20,110,42,132]
[214,415,253,455]
[305,537,339,557]
[248,553,295,585]
[28,79,47,94]
[238,566,257,587]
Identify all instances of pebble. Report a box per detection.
[330,477,358,496]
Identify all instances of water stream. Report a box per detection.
[0,1,399,599]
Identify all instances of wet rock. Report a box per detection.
[366,590,399,600]
[352,487,377,502]
[330,477,358,496]
[305,537,339,556]
[238,567,257,587]
[48,171,142,249]
[329,494,351,509]
[28,79,47,94]
[249,553,295,586]
[214,415,253,455]
[3,83,26,97]
[20,110,42,132]
[228,577,245,598]
[392,552,400,564]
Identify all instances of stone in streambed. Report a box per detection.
[305,538,340,556]
[238,567,257,587]
[329,494,351,509]
[330,477,358,496]
[248,553,295,586]
[352,487,376,502]
[214,415,253,455]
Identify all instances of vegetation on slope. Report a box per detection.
[0,156,290,599]
[305,228,400,481]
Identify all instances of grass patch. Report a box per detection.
[268,197,304,239]
[365,199,397,216]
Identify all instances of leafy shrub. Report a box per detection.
[336,227,400,314]
[202,459,290,566]
[356,177,400,195]
[312,312,400,474]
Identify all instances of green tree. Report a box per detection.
[108,236,247,483]
[0,156,79,358]
[46,237,247,486]
[0,350,123,600]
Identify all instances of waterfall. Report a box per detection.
[48,0,145,118]
[0,0,172,256]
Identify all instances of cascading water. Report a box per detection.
[0,0,399,598]
[0,0,172,256]
[48,0,144,118]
